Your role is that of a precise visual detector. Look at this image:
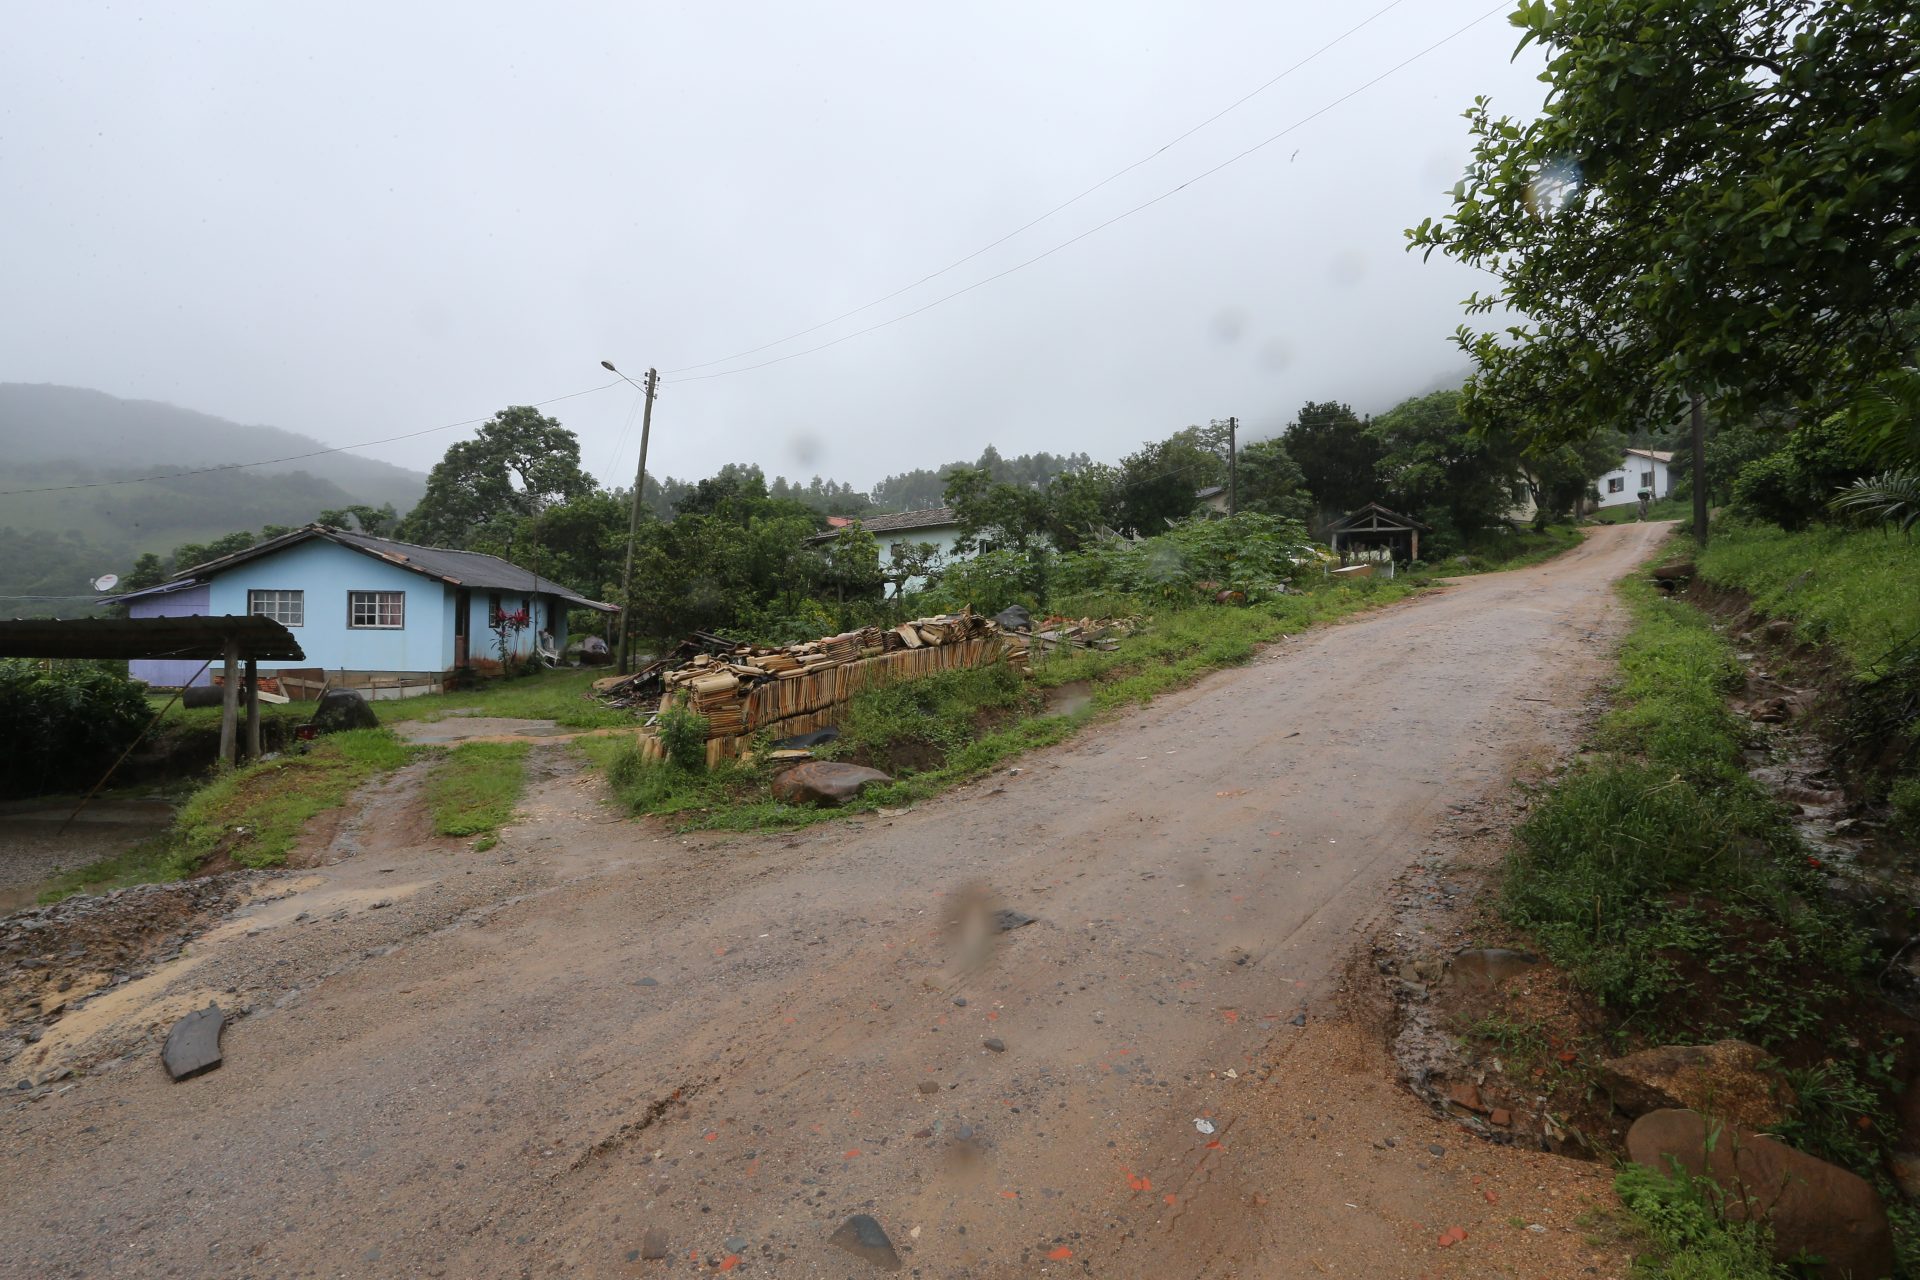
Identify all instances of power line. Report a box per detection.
[663,0,1412,377]
[0,379,624,498]
[667,2,1507,386]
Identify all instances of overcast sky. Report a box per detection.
[1,1,1546,492]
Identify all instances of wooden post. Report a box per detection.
[1226,415,1238,516]
[1689,391,1709,546]
[1411,530,1420,562]
[612,365,660,676]
[244,657,261,761]
[218,637,240,768]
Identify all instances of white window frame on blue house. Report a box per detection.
[247,589,304,627]
[348,590,406,629]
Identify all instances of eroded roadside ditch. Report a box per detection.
[1370,572,1920,1272]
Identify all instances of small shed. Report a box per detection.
[1326,503,1431,563]
[0,615,305,766]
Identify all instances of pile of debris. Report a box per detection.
[594,610,1032,762]
[1031,614,1143,653]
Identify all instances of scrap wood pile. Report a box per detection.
[1032,614,1143,652]
[599,610,1033,763]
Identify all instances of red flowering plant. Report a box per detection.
[488,605,532,672]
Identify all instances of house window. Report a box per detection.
[1607,476,1626,493]
[348,590,405,629]
[1642,470,1655,489]
[247,589,304,626]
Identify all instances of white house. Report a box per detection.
[1594,448,1674,509]
[809,508,967,595]
[114,525,615,696]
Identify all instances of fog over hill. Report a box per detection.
[0,384,426,616]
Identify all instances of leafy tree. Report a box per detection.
[1285,401,1383,522]
[882,540,945,600]
[1509,428,1624,523]
[1669,416,1782,507]
[318,503,398,536]
[1729,416,1874,529]
[123,553,166,592]
[1041,464,1120,551]
[817,520,884,608]
[1234,437,1313,523]
[1410,0,1920,543]
[171,528,260,572]
[945,467,1052,556]
[400,407,593,547]
[1370,390,1523,546]
[1112,432,1224,536]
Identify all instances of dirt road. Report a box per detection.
[0,522,1670,1278]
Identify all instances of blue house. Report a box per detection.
[117,525,615,697]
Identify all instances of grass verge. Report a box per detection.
[588,580,1417,832]
[41,729,414,899]
[425,741,529,847]
[371,668,634,729]
[1589,497,1689,525]
[1696,518,1920,835]
[1498,564,1916,1271]
[1408,524,1585,579]
[1696,519,1920,676]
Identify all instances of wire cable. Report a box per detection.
[663,0,1412,376]
[667,3,1506,385]
[0,379,625,498]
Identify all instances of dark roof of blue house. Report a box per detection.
[152,525,616,611]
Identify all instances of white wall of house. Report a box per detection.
[880,525,966,594]
[1594,450,1672,508]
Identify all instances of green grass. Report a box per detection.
[587,580,1418,831]
[1590,497,1690,525]
[1614,1164,1784,1279]
[374,668,635,729]
[1410,524,1586,577]
[1501,577,1856,1035]
[425,741,529,842]
[41,728,414,899]
[1696,519,1920,677]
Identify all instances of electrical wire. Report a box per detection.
[0,379,625,498]
[666,2,1507,385]
[663,0,1413,376]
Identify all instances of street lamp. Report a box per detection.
[604,359,659,674]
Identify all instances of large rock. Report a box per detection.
[162,1003,224,1081]
[993,604,1033,633]
[1600,1040,1795,1129]
[827,1214,901,1271]
[310,688,379,734]
[771,761,893,808]
[1627,1109,1893,1279]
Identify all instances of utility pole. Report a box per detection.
[606,362,659,674]
[1227,416,1238,516]
[1689,391,1708,547]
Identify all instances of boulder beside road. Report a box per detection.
[1599,1039,1796,1129]
[1627,1108,1892,1280]
[771,762,894,807]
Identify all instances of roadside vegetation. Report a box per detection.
[376,669,632,730]
[1589,497,1689,526]
[424,741,529,849]
[1497,562,1917,1273]
[41,728,414,899]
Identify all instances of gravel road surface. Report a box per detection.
[0,522,1669,1278]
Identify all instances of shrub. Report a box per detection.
[656,698,710,772]
[0,659,151,799]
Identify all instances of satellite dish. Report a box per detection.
[91,574,120,592]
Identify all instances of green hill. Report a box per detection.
[0,385,426,617]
